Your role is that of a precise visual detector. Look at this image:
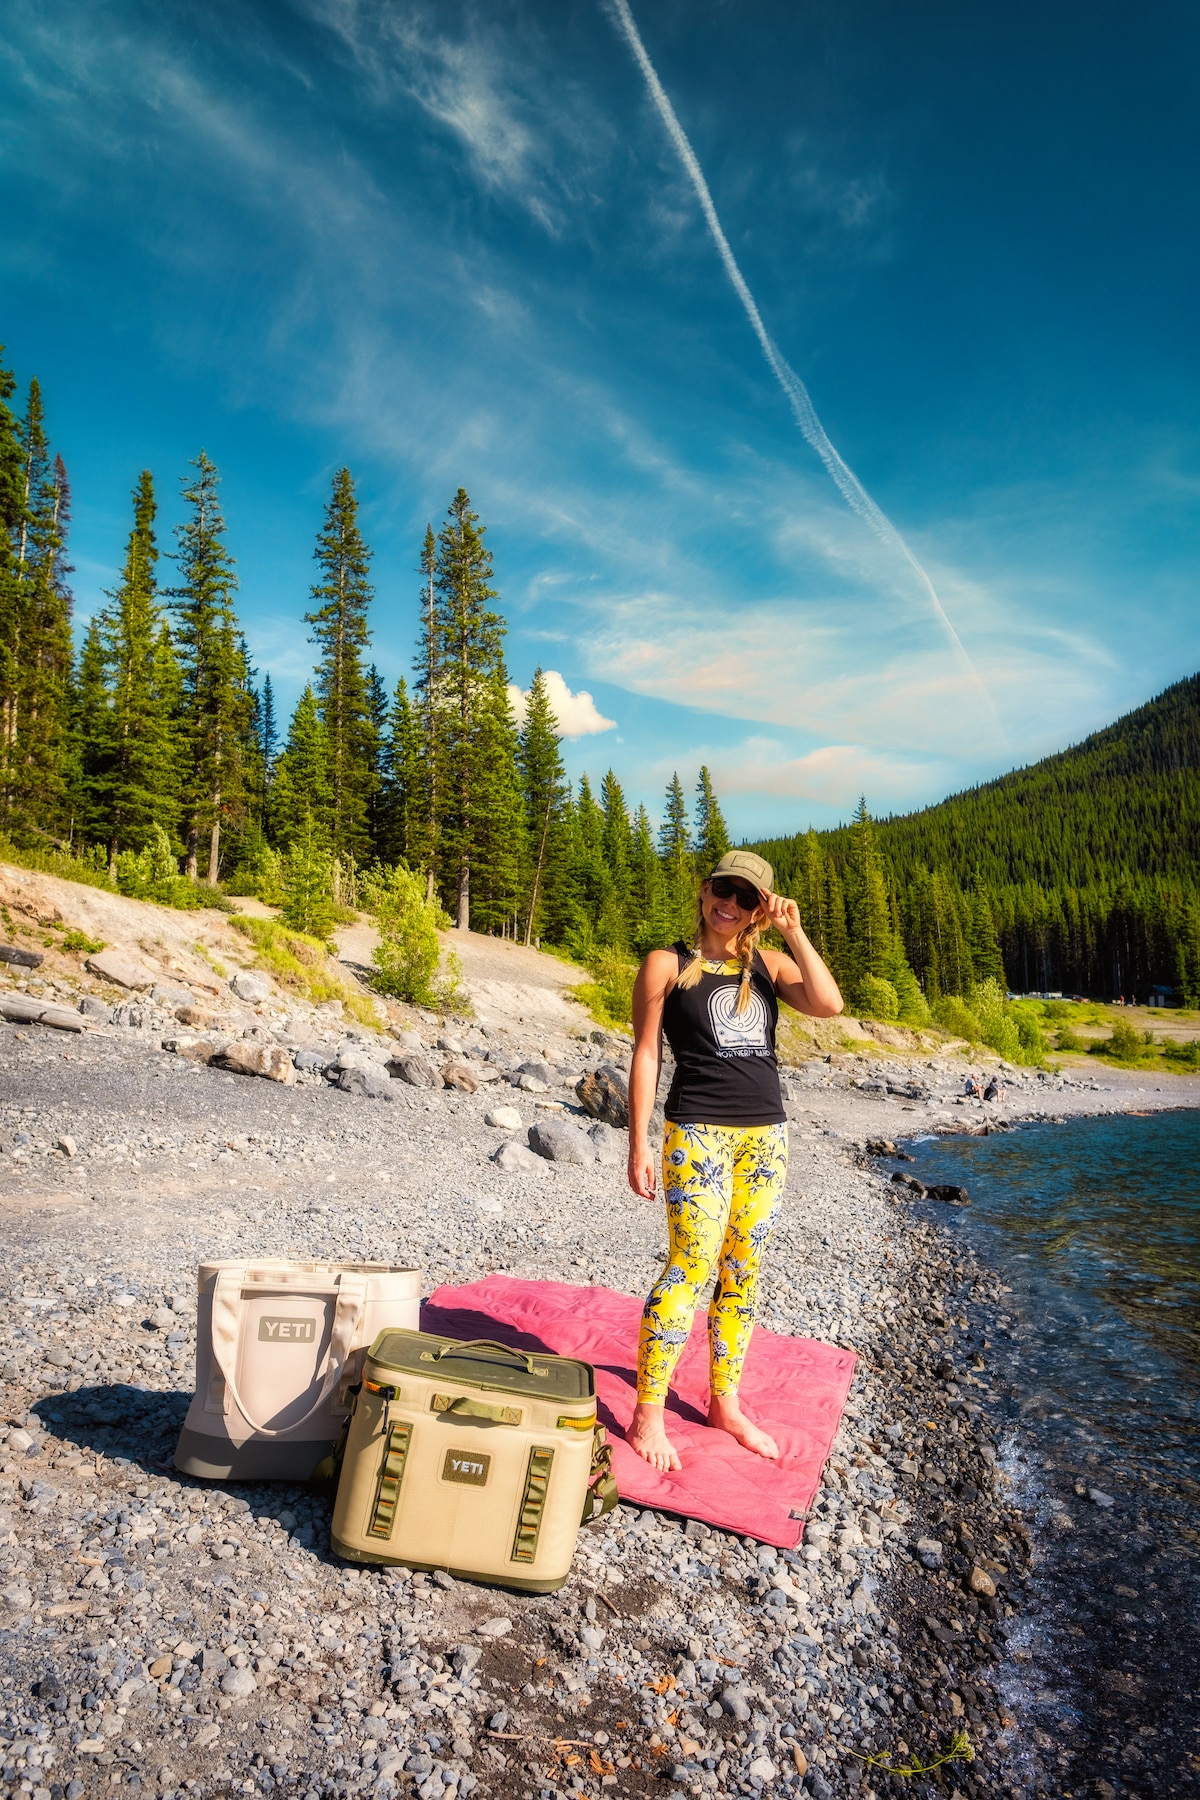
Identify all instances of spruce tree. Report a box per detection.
[271,685,333,849]
[379,675,422,866]
[411,523,440,897]
[70,620,109,847]
[97,472,180,866]
[2,380,73,838]
[628,804,674,954]
[0,345,25,807]
[431,489,523,930]
[694,765,731,872]
[280,808,337,941]
[658,772,695,938]
[518,668,568,945]
[305,468,376,862]
[843,798,895,984]
[169,452,253,881]
[600,770,634,947]
[365,662,388,854]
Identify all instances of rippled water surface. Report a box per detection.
[913,1109,1200,1797]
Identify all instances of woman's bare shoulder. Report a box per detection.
[641,946,680,980]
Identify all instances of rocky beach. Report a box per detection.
[1,869,1195,1800]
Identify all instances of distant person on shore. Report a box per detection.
[964,1074,984,1100]
[983,1075,1006,1103]
[624,851,843,1473]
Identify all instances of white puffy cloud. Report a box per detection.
[507,670,617,738]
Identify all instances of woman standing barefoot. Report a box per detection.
[625,850,843,1473]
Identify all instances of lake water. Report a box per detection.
[912,1109,1200,1798]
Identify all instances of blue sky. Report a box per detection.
[2,0,1197,839]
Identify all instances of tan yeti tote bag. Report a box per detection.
[175,1259,420,1481]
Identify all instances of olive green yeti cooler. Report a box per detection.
[331,1330,617,1591]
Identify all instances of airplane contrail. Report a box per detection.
[607,0,997,716]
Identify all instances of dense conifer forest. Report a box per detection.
[1,336,1195,1024]
[754,677,1200,1005]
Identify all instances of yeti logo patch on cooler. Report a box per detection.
[257,1316,317,1343]
[441,1449,491,1486]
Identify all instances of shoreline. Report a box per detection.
[0,1007,1196,1800]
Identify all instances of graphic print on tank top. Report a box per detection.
[707,980,770,1056]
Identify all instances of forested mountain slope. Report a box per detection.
[754,676,1200,1000]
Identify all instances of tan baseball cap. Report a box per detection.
[707,849,774,896]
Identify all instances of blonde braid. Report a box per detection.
[734,919,764,1014]
[673,899,707,992]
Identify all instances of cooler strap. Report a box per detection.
[511,1446,555,1563]
[581,1425,620,1525]
[368,1422,414,1540]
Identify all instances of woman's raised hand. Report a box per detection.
[627,1143,657,1200]
[762,891,801,936]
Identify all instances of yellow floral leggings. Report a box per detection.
[637,1120,789,1404]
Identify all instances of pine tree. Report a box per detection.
[69,619,109,847]
[517,668,568,945]
[279,808,337,941]
[411,523,440,897]
[628,804,674,954]
[364,662,388,855]
[169,452,253,882]
[272,685,332,850]
[843,798,895,985]
[659,772,695,938]
[97,472,180,866]
[0,345,25,804]
[305,468,376,862]
[1,380,73,838]
[431,489,523,930]
[600,770,634,947]
[385,676,426,867]
[694,765,731,873]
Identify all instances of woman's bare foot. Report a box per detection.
[626,1402,683,1472]
[708,1394,778,1459]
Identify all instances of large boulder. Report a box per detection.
[292,1046,333,1074]
[217,1043,295,1084]
[575,1065,629,1128]
[492,1140,543,1174]
[485,1105,523,1131]
[588,1121,625,1166]
[230,970,272,1005]
[389,1053,444,1089]
[172,1037,223,1065]
[337,1064,394,1101]
[85,949,156,991]
[175,1003,218,1029]
[441,1061,480,1093]
[528,1118,596,1166]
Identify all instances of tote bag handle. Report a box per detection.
[209,1266,368,1438]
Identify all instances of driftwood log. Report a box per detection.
[0,944,43,970]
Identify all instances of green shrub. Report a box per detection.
[1090,1019,1150,1062]
[853,974,900,1022]
[1163,1039,1200,1069]
[574,949,638,1031]
[61,928,105,955]
[226,840,285,906]
[932,994,983,1042]
[368,864,464,1011]
[1055,1026,1085,1052]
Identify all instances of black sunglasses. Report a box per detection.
[709,876,761,911]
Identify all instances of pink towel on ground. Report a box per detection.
[422,1275,857,1550]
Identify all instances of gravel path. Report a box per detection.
[1,936,1195,1800]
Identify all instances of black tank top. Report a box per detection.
[661,942,785,1127]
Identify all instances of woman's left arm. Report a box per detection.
[759,893,844,1018]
